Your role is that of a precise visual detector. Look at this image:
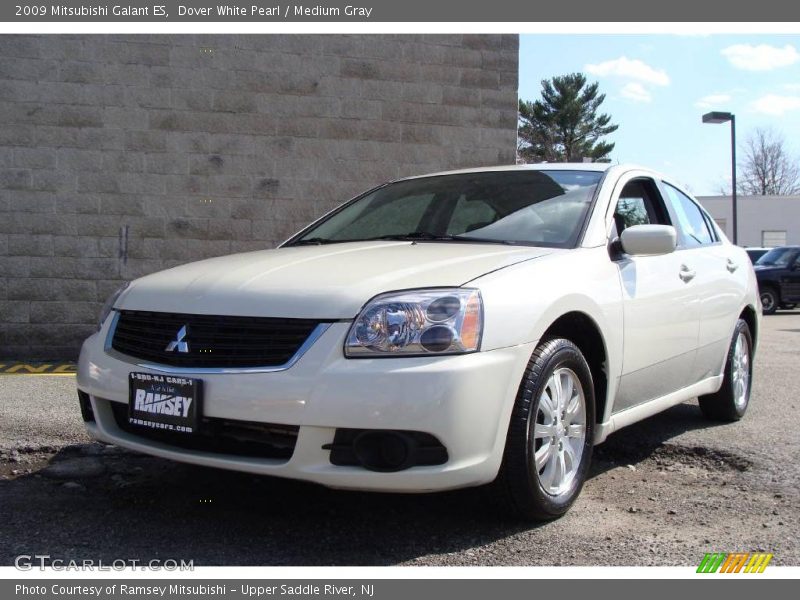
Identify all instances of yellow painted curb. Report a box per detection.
[0,363,77,375]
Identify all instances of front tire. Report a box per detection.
[699,319,753,421]
[493,338,595,521]
[760,288,778,315]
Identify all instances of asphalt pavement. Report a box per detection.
[1,311,798,566]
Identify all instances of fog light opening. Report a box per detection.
[77,390,95,423]
[352,431,417,472]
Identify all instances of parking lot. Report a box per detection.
[1,312,798,567]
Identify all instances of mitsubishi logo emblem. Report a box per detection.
[165,325,190,353]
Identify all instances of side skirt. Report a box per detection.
[593,375,723,444]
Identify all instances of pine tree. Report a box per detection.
[518,73,618,163]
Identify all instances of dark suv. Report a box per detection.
[754,246,800,314]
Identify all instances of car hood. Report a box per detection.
[117,242,557,319]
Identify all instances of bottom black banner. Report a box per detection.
[2,579,791,600]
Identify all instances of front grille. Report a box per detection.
[111,310,322,369]
[110,401,298,460]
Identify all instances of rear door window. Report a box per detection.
[662,184,715,247]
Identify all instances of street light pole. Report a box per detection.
[730,114,737,246]
[702,111,738,245]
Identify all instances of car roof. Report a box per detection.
[393,162,676,184]
[397,162,612,180]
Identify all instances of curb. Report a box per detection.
[0,363,77,375]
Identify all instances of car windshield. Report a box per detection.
[287,170,604,248]
[756,248,793,266]
[746,249,768,263]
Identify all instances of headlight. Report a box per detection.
[97,281,129,330]
[345,289,483,357]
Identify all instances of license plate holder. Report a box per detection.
[128,372,202,434]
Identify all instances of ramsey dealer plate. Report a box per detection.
[128,372,202,434]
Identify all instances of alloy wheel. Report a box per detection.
[732,331,750,410]
[760,291,776,313]
[532,367,587,496]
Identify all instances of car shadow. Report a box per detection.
[589,401,736,476]
[0,401,726,566]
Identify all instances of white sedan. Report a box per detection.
[77,163,760,520]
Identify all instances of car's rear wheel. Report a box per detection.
[492,338,594,521]
[760,288,778,315]
[699,319,753,421]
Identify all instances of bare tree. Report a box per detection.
[738,127,800,195]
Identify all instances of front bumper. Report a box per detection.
[77,317,534,492]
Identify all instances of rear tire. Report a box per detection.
[699,319,753,421]
[492,338,595,521]
[760,288,778,315]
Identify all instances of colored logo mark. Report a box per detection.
[697,552,773,573]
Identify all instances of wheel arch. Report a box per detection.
[739,304,759,351]
[758,281,780,297]
[540,311,609,427]
[757,282,781,316]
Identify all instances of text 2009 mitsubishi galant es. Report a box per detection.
[77,163,760,520]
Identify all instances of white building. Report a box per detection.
[697,195,800,247]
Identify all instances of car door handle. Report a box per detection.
[727,259,739,273]
[679,264,696,282]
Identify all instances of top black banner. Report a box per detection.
[2,0,799,22]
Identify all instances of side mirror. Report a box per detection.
[620,224,677,256]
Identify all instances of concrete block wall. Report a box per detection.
[0,34,519,360]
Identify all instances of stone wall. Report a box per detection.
[0,34,519,359]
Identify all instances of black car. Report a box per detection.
[745,247,770,264]
[754,246,800,314]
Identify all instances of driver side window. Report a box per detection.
[613,179,670,237]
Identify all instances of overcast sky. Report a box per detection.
[518,34,800,196]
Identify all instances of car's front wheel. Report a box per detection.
[493,338,595,521]
[698,318,753,421]
[760,288,778,315]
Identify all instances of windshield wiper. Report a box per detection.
[365,231,456,242]
[289,237,338,246]
[364,232,515,244]
[293,232,518,246]
[452,235,517,245]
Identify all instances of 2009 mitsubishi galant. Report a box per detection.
[77,163,760,520]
